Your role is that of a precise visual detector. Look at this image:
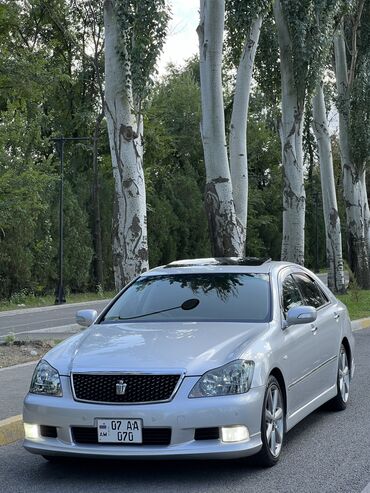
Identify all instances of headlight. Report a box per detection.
[29,360,62,396]
[189,360,254,398]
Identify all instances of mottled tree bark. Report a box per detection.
[274,0,305,265]
[334,28,370,288]
[229,16,262,246]
[104,0,149,290]
[198,0,244,257]
[312,81,345,293]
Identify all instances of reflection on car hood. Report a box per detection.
[44,322,269,376]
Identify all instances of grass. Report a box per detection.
[0,290,117,312]
[337,290,370,320]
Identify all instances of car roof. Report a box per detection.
[140,258,298,277]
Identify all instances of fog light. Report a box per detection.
[221,425,249,443]
[24,423,39,439]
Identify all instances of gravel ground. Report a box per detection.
[0,340,56,368]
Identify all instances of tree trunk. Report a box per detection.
[273,0,305,265]
[334,29,370,288]
[197,0,244,257]
[229,16,262,246]
[92,113,104,289]
[364,182,370,258]
[104,0,149,290]
[312,81,345,293]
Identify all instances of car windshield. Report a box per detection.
[101,273,271,323]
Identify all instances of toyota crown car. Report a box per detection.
[23,258,354,466]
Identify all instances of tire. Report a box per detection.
[329,344,350,411]
[255,375,285,467]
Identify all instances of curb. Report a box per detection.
[352,317,370,332]
[0,415,23,446]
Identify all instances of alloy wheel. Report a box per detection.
[265,384,284,458]
[338,347,350,403]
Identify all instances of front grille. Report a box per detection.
[72,373,181,404]
[71,427,171,445]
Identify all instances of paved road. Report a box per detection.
[0,300,111,341]
[0,363,37,420]
[1,329,370,493]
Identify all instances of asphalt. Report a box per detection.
[0,299,110,341]
[0,329,370,492]
[0,363,37,420]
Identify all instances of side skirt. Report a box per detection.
[286,384,337,431]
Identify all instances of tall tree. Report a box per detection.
[312,81,345,293]
[197,0,266,256]
[273,0,339,265]
[104,0,169,289]
[226,0,268,249]
[333,0,370,288]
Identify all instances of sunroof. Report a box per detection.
[165,257,271,268]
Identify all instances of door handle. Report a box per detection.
[334,312,340,320]
[311,324,318,334]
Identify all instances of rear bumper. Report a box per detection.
[23,376,264,459]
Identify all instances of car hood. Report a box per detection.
[45,322,268,376]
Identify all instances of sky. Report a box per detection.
[158,0,199,74]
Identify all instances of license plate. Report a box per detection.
[97,419,142,443]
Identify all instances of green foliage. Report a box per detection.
[1,0,357,303]
[4,333,15,345]
[245,96,283,259]
[114,0,171,102]
[337,290,370,319]
[253,12,281,109]
[347,0,370,171]
[0,0,109,299]
[144,64,210,265]
[280,0,340,96]
[225,0,271,66]
[350,63,370,171]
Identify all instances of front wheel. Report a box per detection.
[330,344,350,411]
[255,375,285,467]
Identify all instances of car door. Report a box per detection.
[279,273,321,415]
[292,272,341,394]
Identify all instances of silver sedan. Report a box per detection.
[23,258,354,466]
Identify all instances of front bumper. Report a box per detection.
[23,376,264,460]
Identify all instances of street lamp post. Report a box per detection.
[52,136,91,305]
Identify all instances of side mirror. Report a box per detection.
[286,306,317,327]
[76,309,98,328]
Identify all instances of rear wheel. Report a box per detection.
[330,344,350,411]
[255,375,284,467]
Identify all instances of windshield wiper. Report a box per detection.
[105,298,200,322]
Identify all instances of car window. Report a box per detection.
[282,275,304,315]
[101,273,271,323]
[293,273,327,308]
